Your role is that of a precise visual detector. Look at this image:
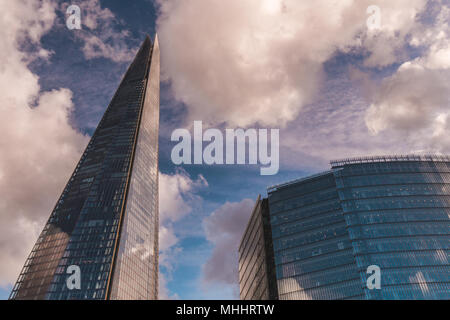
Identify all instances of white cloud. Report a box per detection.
[159,169,208,224]
[0,0,89,287]
[259,2,450,170]
[158,169,207,298]
[365,63,449,134]
[159,271,180,300]
[61,0,135,63]
[365,3,450,153]
[202,198,255,296]
[362,0,428,67]
[276,73,405,172]
[156,0,428,128]
[159,225,179,253]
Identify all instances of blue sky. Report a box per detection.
[0,0,449,300]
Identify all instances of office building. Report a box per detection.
[10,35,160,300]
[240,155,450,300]
[239,196,278,300]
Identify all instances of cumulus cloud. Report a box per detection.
[202,198,255,296]
[0,0,89,287]
[259,1,450,170]
[156,0,428,127]
[365,62,449,134]
[158,169,207,298]
[362,0,428,67]
[279,86,395,170]
[159,272,180,300]
[365,3,450,153]
[61,0,135,62]
[159,169,208,224]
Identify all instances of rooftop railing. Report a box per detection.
[267,155,450,193]
[330,154,450,168]
[267,170,333,193]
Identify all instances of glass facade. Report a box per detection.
[239,197,278,300]
[108,35,160,301]
[268,172,362,300]
[332,156,450,299]
[257,155,450,300]
[9,36,159,300]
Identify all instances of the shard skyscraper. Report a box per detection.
[9,35,160,300]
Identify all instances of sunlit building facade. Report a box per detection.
[9,35,160,300]
[242,155,450,300]
[268,172,362,300]
[239,196,278,300]
[331,155,450,299]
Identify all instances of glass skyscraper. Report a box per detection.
[241,155,450,300]
[268,171,362,299]
[239,196,278,300]
[9,35,160,300]
[331,155,450,299]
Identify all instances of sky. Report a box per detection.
[0,0,449,300]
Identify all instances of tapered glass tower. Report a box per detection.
[9,35,160,300]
